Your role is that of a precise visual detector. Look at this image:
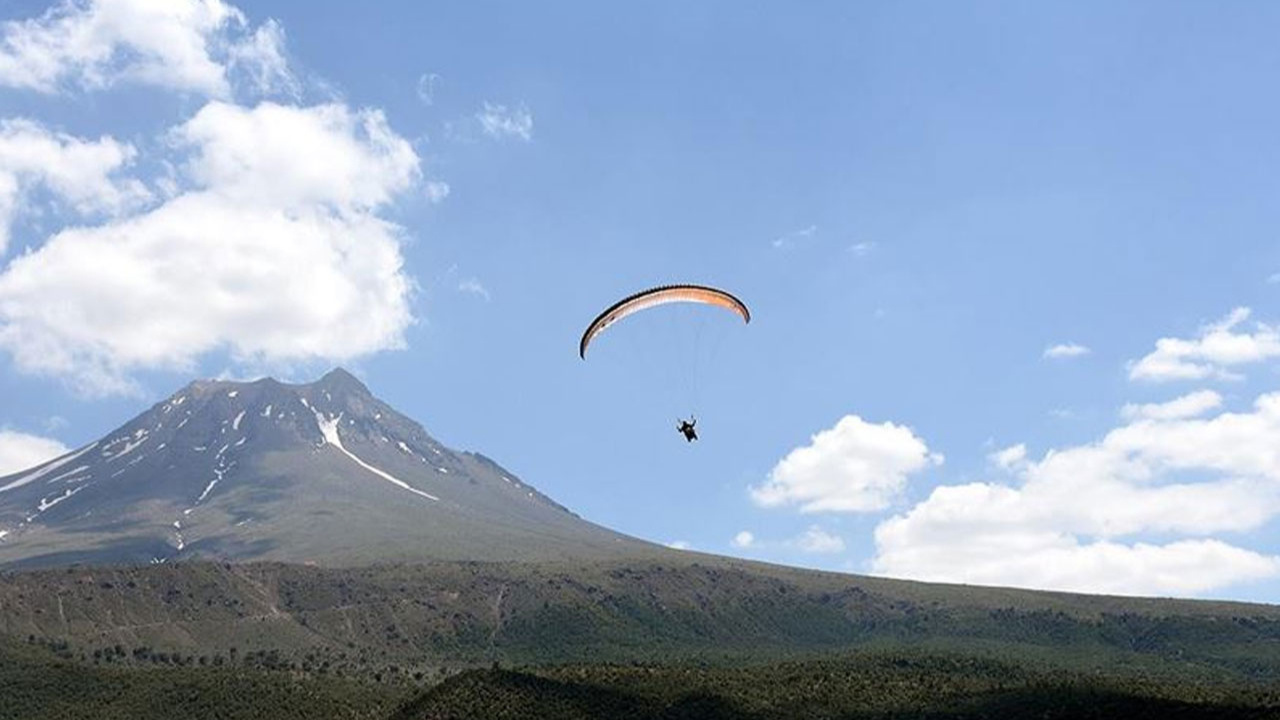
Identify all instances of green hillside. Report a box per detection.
[3,558,1279,681]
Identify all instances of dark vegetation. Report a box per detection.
[394,655,1280,720]
[0,635,406,720]
[5,637,1279,720]
[3,559,1280,718]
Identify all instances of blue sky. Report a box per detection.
[2,0,1280,602]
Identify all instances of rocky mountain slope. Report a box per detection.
[0,369,656,568]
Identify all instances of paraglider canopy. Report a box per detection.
[578,284,750,359]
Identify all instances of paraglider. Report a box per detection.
[677,416,698,442]
[578,284,750,359]
[580,284,749,442]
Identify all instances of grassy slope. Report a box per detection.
[2,557,1279,683]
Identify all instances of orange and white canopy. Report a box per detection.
[579,284,750,358]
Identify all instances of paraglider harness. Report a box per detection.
[677,416,697,442]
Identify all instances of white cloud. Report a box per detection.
[0,429,69,476]
[477,102,532,141]
[0,0,284,98]
[666,540,692,550]
[873,391,1280,596]
[1129,308,1280,382]
[424,180,450,204]
[0,101,420,395]
[0,118,151,254]
[794,525,845,554]
[1044,342,1090,359]
[752,415,942,513]
[771,224,817,250]
[848,241,875,256]
[732,530,754,548]
[1121,390,1223,422]
[457,278,490,301]
[1268,272,1280,285]
[989,443,1026,471]
[225,18,296,97]
[415,72,439,105]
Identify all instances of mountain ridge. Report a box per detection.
[0,368,656,568]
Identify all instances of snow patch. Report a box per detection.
[232,411,246,431]
[46,465,90,485]
[197,478,219,503]
[398,441,411,454]
[228,391,238,398]
[38,485,85,512]
[0,443,98,493]
[104,430,149,461]
[313,410,438,502]
[262,404,273,417]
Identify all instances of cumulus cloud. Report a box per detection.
[751,415,942,513]
[1129,308,1280,382]
[989,443,1027,471]
[1121,390,1223,422]
[477,102,532,141]
[0,0,288,97]
[0,101,420,395]
[0,429,69,477]
[794,525,845,554]
[224,18,296,97]
[1044,343,1090,359]
[0,118,150,254]
[732,530,755,548]
[872,391,1280,596]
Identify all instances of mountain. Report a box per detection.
[0,369,657,568]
